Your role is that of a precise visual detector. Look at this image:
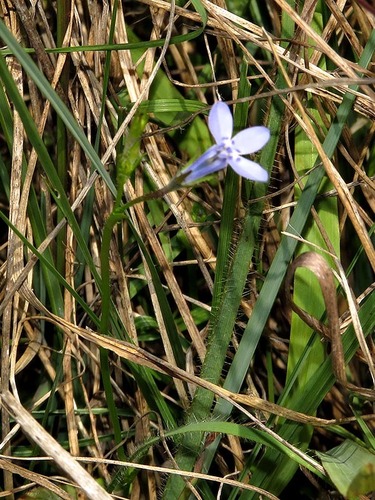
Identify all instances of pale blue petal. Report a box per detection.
[232,126,270,154]
[208,101,233,144]
[228,155,268,182]
[182,145,218,175]
[182,147,227,184]
[183,158,227,184]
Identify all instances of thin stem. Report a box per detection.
[98,176,183,460]
[99,177,181,336]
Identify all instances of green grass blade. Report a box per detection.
[219,27,375,412]
[0,19,116,195]
[317,440,375,499]
[162,63,277,498]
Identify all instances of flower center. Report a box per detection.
[218,138,240,160]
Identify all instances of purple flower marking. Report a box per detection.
[182,101,270,184]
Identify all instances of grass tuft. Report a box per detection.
[0,1,374,498]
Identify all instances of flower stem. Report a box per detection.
[99,176,181,337]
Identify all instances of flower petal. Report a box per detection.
[182,144,217,173]
[232,126,270,155]
[228,155,269,182]
[181,147,227,184]
[208,101,233,144]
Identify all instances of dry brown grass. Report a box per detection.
[0,0,374,498]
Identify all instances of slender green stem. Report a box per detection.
[98,178,182,460]
[99,178,180,336]
[56,0,70,276]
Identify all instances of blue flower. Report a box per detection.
[182,101,270,184]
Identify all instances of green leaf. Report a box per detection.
[118,27,212,158]
[317,440,375,499]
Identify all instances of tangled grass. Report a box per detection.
[0,0,374,498]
